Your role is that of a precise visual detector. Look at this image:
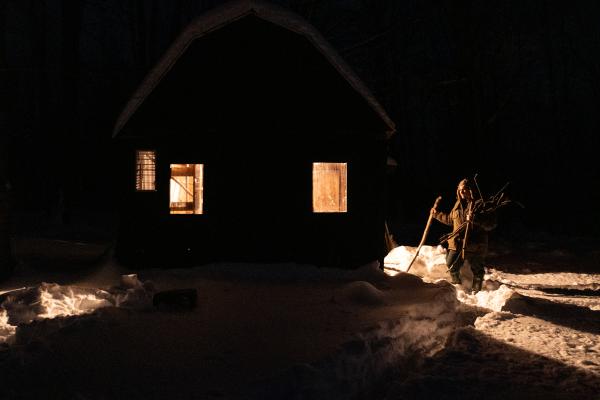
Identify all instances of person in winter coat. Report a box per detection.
[431,178,496,293]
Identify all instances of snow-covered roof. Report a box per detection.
[112,0,396,138]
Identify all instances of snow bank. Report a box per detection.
[385,243,600,323]
[385,245,524,312]
[381,242,600,397]
[250,277,460,399]
[0,260,465,399]
[384,245,447,277]
[0,309,16,344]
[385,245,476,287]
[0,275,155,344]
[458,284,521,312]
[334,281,386,306]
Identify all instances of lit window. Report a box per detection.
[136,150,156,191]
[312,162,347,213]
[170,164,203,214]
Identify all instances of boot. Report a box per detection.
[472,276,483,294]
[450,271,461,284]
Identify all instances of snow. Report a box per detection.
[385,244,600,399]
[0,309,16,343]
[0,255,461,399]
[0,240,599,399]
[0,275,154,332]
[487,269,600,291]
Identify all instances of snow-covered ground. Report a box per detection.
[384,245,600,399]
[0,238,599,399]
[0,243,462,399]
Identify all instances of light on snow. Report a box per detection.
[38,283,112,319]
[384,245,447,276]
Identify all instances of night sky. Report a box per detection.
[2,0,600,239]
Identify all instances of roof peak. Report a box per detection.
[113,0,395,138]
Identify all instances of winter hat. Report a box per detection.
[456,178,473,199]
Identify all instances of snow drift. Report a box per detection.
[0,261,463,399]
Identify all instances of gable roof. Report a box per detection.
[112,0,396,138]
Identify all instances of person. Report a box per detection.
[431,178,496,293]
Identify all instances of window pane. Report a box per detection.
[136,150,156,191]
[170,164,203,214]
[312,162,347,213]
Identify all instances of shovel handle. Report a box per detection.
[406,196,442,272]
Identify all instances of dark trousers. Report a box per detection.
[446,249,485,280]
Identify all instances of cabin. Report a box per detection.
[112,0,396,269]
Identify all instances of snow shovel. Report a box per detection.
[406,196,442,273]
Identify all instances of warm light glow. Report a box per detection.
[170,164,203,214]
[136,150,156,191]
[312,162,347,213]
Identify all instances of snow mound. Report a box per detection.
[387,271,429,289]
[456,284,521,312]
[384,245,447,276]
[0,283,112,326]
[0,260,464,399]
[384,245,477,288]
[0,275,155,344]
[0,309,16,344]
[252,284,460,399]
[335,281,385,306]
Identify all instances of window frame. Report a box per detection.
[311,161,348,213]
[135,149,157,192]
[169,163,204,215]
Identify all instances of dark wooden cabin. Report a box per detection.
[112,0,396,269]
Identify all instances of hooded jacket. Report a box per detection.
[433,190,497,255]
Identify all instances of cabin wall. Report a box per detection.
[114,132,387,269]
